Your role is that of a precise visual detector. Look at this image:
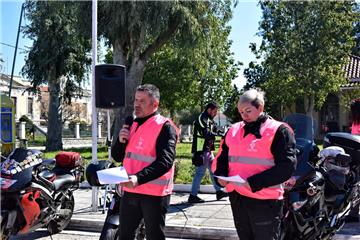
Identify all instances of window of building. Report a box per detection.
[27,97,33,118]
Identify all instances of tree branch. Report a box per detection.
[140,15,181,63]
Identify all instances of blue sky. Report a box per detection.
[0,0,262,89]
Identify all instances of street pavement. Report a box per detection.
[10,229,194,240]
[68,184,360,240]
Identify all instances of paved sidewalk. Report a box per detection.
[68,186,360,240]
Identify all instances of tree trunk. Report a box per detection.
[46,76,63,151]
[304,94,315,117]
[111,43,146,146]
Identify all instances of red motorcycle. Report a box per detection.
[0,148,83,240]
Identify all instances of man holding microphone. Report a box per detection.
[111,84,178,240]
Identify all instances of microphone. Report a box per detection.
[120,116,134,143]
[124,115,134,129]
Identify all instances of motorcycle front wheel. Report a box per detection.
[47,193,75,234]
[99,222,119,240]
[99,221,145,240]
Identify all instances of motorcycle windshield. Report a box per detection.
[283,113,316,141]
[283,113,317,183]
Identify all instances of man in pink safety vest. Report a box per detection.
[212,89,296,240]
[111,84,178,240]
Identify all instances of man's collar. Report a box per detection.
[135,112,158,125]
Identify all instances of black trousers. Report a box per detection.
[119,192,170,240]
[229,191,283,240]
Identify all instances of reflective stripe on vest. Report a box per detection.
[126,152,156,163]
[149,177,173,186]
[229,156,275,166]
[225,118,285,200]
[123,114,176,196]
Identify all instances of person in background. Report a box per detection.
[345,97,360,223]
[212,89,296,240]
[111,84,178,240]
[188,102,228,203]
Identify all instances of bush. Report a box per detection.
[18,115,36,140]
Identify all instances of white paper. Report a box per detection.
[215,175,246,183]
[97,166,129,184]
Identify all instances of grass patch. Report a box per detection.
[43,145,110,163]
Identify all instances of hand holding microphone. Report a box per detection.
[119,116,134,143]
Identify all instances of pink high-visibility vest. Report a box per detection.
[123,115,175,196]
[224,118,284,200]
[352,122,360,135]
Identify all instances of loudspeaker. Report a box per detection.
[95,64,126,108]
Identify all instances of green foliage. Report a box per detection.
[243,61,268,91]
[18,115,36,139]
[142,2,241,115]
[352,3,360,56]
[340,89,360,110]
[176,109,202,125]
[76,1,240,139]
[223,85,242,123]
[250,0,357,116]
[27,135,46,146]
[21,1,91,151]
[43,146,109,166]
[22,1,91,99]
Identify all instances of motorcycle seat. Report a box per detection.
[52,174,76,191]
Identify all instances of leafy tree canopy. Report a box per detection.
[247,0,357,117]
[21,1,91,150]
[143,7,241,116]
[22,1,91,99]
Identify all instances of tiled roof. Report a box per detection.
[344,55,360,82]
[342,55,360,88]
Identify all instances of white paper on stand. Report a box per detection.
[215,175,246,183]
[97,166,129,184]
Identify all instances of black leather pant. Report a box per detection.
[229,191,283,240]
[119,192,170,240]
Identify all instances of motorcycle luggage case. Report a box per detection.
[55,152,82,168]
[323,132,360,165]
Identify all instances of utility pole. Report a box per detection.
[9,3,25,97]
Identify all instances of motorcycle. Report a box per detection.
[281,113,360,240]
[86,161,146,240]
[0,148,83,240]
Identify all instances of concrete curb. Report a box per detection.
[68,218,238,240]
[79,181,218,194]
[68,217,360,240]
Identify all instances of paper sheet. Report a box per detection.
[215,175,246,183]
[97,166,129,184]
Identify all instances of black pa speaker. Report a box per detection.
[95,64,126,108]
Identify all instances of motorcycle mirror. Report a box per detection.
[296,148,303,156]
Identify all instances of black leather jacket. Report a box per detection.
[192,111,217,153]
